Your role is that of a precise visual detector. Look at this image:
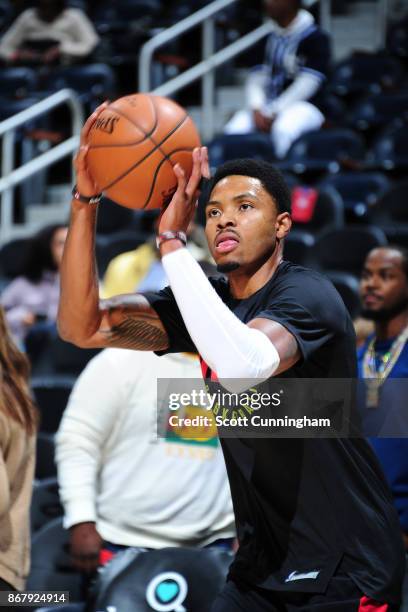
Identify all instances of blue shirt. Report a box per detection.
[357,336,408,532]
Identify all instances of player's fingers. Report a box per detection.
[174,163,187,196]
[185,148,202,200]
[74,145,89,170]
[201,146,211,179]
[80,102,109,146]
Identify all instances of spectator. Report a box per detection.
[56,348,235,578]
[102,224,212,297]
[0,306,37,593]
[224,0,330,158]
[358,245,408,548]
[0,0,99,66]
[1,223,67,346]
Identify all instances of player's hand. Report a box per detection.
[158,146,210,238]
[73,102,109,198]
[69,522,103,574]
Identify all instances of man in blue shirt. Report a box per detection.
[358,245,408,548]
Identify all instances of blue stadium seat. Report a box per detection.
[45,64,116,108]
[207,133,274,169]
[31,477,63,534]
[349,92,408,131]
[278,129,365,174]
[311,226,387,275]
[329,52,404,98]
[370,124,408,170]
[0,66,37,98]
[367,180,408,231]
[319,172,391,219]
[387,16,408,59]
[31,376,75,434]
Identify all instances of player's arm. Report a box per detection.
[57,104,169,351]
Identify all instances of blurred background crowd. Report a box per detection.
[0,0,408,610]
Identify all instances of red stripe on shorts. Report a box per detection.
[359,595,389,611]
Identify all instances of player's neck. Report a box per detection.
[227,243,283,299]
[375,311,408,341]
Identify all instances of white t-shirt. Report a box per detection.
[56,349,235,548]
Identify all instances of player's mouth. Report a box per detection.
[215,231,240,254]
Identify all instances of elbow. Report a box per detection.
[57,318,89,348]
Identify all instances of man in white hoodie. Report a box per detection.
[56,348,235,575]
[224,0,331,158]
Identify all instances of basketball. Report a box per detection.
[86,93,201,210]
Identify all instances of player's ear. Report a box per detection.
[276,212,291,239]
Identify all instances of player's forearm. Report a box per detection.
[161,248,280,391]
[58,201,101,344]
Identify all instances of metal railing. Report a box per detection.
[139,0,333,141]
[0,88,83,244]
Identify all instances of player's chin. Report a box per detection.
[215,257,241,274]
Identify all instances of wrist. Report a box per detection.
[72,185,102,204]
[159,239,185,256]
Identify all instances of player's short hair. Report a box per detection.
[208,158,291,214]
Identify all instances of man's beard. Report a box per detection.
[216,262,241,273]
[361,296,408,322]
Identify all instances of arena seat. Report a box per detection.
[44,64,116,108]
[325,271,361,319]
[35,433,57,481]
[349,92,408,132]
[319,172,391,219]
[31,377,75,434]
[387,16,408,59]
[370,124,408,171]
[49,337,101,376]
[278,129,365,174]
[291,186,344,235]
[31,477,63,534]
[329,52,404,98]
[96,231,148,277]
[90,546,233,612]
[367,181,408,240]
[311,226,387,276]
[283,231,315,267]
[207,133,275,168]
[0,66,37,98]
[27,518,83,603]
[96,197,137,235]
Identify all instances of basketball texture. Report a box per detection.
[86,94,201,210]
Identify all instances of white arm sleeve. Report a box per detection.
[162,248,280,391]
[263,71,323,117]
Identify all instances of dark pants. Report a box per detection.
[211,576,398,611]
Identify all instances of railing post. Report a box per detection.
[1,130,15,245]
[319,0,332,34]
[202,16,216,142]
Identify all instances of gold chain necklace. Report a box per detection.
[362,324,408,408]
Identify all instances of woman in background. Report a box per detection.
[1,223,67,347]
[0,306,37,592]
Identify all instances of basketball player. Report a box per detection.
[58,107,405,611]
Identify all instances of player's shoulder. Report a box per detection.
[276,261,348,311]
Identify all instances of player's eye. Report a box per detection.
[208,208,220,218]
[240,202,253,211]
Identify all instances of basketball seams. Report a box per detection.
[99,115,191,192]
[140,147,197,209]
